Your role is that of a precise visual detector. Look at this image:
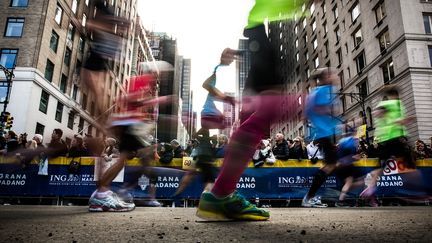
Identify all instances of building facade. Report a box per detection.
[270,0,432,144]
[0,0,138,145]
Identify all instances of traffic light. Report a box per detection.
[5,115,13,129]
[0,112,7,123]
[0,112,13,129]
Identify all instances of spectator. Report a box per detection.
[101,137,120,161]
[170,139,184,158]
[184,139,195,156]
[252,139,276,167]
[414,140,431,160]
[215,134,228,158]
[68,135,89,158]
[272,133,290,160]
[2,131,19,154]
[290,136,307,160]
[18,133,28,149]
[159,143,174,164]
[306,140,324,161]
[26,134,44,150]
[47,128,68,158]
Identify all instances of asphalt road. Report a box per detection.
[0,206,431,242]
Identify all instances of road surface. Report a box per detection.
[0,206,431,242]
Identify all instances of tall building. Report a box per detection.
[270,0,432,143]
[220,92,236,137]
[235,39,251,123]
[0,0,137,144]
[179,58,193,139]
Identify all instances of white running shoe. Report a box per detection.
[88,191,135,212]
[302,196,328,208]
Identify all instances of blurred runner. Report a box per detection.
[196,0,315,221]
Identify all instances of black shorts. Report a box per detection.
[316,136,337,165]
[83,52,108,71]
[110,122,153,153]
[378,137,415,168]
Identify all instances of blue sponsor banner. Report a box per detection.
[0,163,431,199]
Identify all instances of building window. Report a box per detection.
[340,96,346,113]
[78,117,84,134]
[64,48,72,66]
[311,19,317,31]
[0,49,18,69]
[313,56,319,68]
[375,1,386,24]
[72,84,78,101]
[353,28,363,47]
[72,0,78,14]
[355,51,366,73]
[82,93,87,110]
[50,30,59,53]
[90,101,95,116]
[382,58,395,84]
[351,3,360,23]
[55,4,63,25]
[82,14,87,27]
[338,71,345,89]
[335,26,341,42]
[337,48,342,66]
[60,75,67,93]
[55,101,64,122]
[357,80,368,100]
[367,107,374,128]
[79,36,85,53]
[67,23,75,42]
[10,0,28,7]
[39,90,49,113]
[313,38,318,50]
[333,6,339,21]
[423,13,432,34]
[35,122,45,135]
[323,21,328,35]
[67,112,74,129]
[45,59,54,82]
[378,29,391,52]
[5,18,24,37]
[428,46,432,66]
[324,41,329,57]
[85,0,89,6]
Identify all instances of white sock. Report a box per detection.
[95,190,112,198]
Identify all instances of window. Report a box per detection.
[5,18,24,37]
[353,28,363,47]
[55,4,63,25]
[355,51,366,73]
[324,41,329,57]
[85,0,89,6]
[313,38,318,50]
[423,13,432,34]
[0,49,18,69]
[60,75,67,93]
[67,112,74,129]
[340,96,346,113]
[357,80,368,100]
[333,6,339,21]
[55,101,64,122]
[337,48,342,66]
[39,90,49,113]
[82,93,87,110]
[335,26,341,42]
[351,3,360,22]
[64,48,72,66]
[378,29,391,52]
[322,2,326,15]
[382,58,395,84]
[90,101,95,116]
[313,56,319,68]
[35,123,45,135]
[72,84,78,100]
[429,46,432,66]
[10,0,28,7]
[72,0,78,14]
[339,71,345,89]
[82,14,87,27]
[67,23,75,42]
[50,30,59,53]
[79,36,85,53]
[310,2,315,13]
[78,117,84,134]
[323,21,328,35]
[44,59,54,82]
[311,19,317,31]
[375,2,386,24]
[367,107,373,128]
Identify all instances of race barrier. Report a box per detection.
[0,157,431,199]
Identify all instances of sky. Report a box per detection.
[137,0,254,114]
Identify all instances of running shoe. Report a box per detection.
[335,200,351,208]
[88,191,135,212]
[302,196,328,208]
[196,191,270,221]
[142,199,162,207]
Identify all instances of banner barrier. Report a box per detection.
[0,157,431,199]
